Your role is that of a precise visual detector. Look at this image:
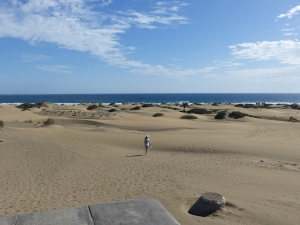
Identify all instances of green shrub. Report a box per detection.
[142,103,154,107]
[87,104,98,110]
[229,111,246,119]
[43,118,55,126]
[181,115,197,119]
[0,120,4,128]
[215,111,226,119]
[289,117,299,122]
[290,104,300,109]
[153,113,164,117]
[130,106,141,110]
[17,103,35,111]
[187,108,212,114]
[109,108,116,112]
[181,102,189,112]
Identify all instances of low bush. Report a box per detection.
[87,104,98,110]
[17,103,35,111]
[43,118,55,126]
[16,102,45,111]
[109,108,116,112]
[153,113,164,117]
[0,120,4,128]
[130,106,141,110]
[142,103,154,107]
[228,111,246,119]
[181,115,197,119]
[289,117,299,122]
[187,108,212,114]
[290,104,300,109]
[215,111,226,119]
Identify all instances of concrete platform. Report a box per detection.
[0,198,180,225]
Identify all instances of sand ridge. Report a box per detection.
[0,103,300,225]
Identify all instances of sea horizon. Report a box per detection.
[1,93,300,105]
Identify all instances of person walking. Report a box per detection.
[144,135,151,156]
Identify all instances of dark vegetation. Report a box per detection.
[141,103,154,107]
[235,103,273,109]
[153,113,164,117]
[43,118,55,126]
[130,106,141,110]
[228,111,246,119]
[87,104,98,110]
[181,102,189,112]
[187,108,212,114]
[17,102,43,111]
[181,115,197,119]
[215,111,226,119]
[109,108,116,112]
[290,104,300,110]
[0,120,4,128]
[289,117,299,122]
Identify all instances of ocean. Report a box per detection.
[0,93,300,105]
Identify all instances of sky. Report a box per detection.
[1,0,300,94]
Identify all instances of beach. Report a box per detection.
[0,103,300,225]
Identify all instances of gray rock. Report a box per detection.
[189,192,226,217]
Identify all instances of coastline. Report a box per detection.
[1,93,300,105]
[0,103,300,225]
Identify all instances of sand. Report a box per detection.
[0,103,300,225]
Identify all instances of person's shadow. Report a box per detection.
[126,155,143,157]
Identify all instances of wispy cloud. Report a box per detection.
[36,64,74,74]
[0,0,195,77]
[130,65,217,78]
[229,40,300,65]
[21,54,50,62]
[277,5,300,19]
[101,0,113,6]
[213,60,242,68]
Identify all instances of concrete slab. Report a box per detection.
[89,198,180,225]
[0,198,180,225]
[0,214,19,225]
[16,206,93,225]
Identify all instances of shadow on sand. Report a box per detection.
[126,155,143,157]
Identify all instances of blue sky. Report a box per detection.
[1,0,300,94]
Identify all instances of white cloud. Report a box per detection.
[130,65,217,78]
[278,5,300,19]
[281,28,295,31]
[229,40,300,65]
[101,0,113,6]
[225,66,300,79]
[0,0,190,75]
[283,33,295,36]
[213,60,242,68]
[21,54,51,62]
[36,64,74,73]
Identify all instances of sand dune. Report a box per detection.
[0,103,300,225]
